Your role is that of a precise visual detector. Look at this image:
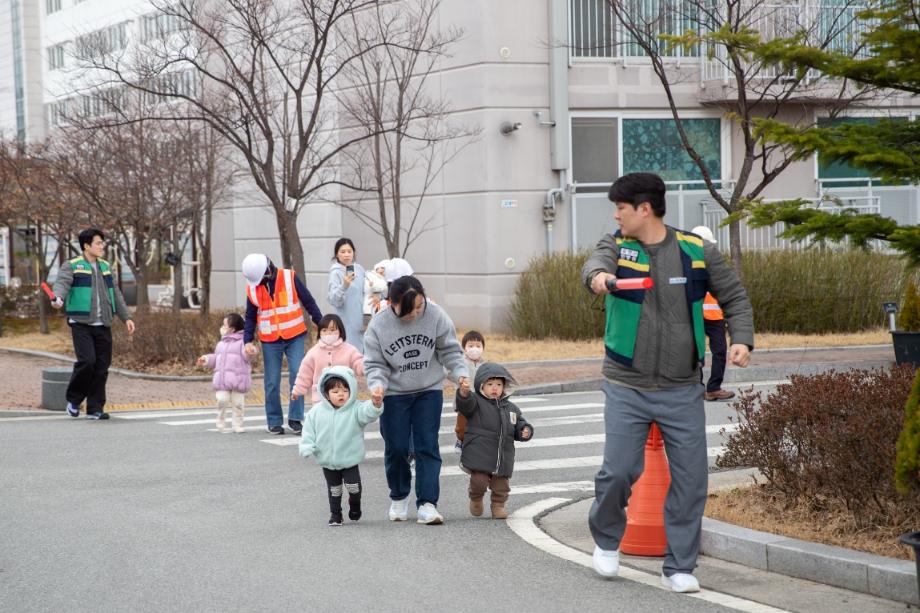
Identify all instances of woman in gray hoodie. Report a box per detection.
[365,275,469,525]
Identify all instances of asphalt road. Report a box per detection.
[0,388,770,613]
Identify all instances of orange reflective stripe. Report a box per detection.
[703,292,723,321]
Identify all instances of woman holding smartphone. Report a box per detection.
[327,238,367,353]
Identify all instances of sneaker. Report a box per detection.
[216,417,227,433]
[288,420,302,435]
[85,412,110,420]
[453,439,462,453]
[348,500,362,522]
[328,512,343,527]
[66,402,80,418]
[704,389,735,402]
[267,426,284,435]
[661,572,700,593]
[592,545,620,578]
[388,497,410,522]
[233,424,245,434]
[416,502,444,525]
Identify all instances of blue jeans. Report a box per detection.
[379,390,443,508]
[261,334,305,427]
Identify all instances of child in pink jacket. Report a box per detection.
[292,314,365,404]
[197,313,252,433]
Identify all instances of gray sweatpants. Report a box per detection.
[588,380,708,576]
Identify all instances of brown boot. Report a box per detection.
[490,503,508,519]
[469,498,483,517]
[704,389,735,402]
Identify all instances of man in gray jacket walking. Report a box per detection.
[52,228,135,420]
[582,173,754,593]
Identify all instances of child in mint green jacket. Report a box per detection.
[299,365,383,526]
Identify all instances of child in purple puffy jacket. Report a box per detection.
[197,313,253,433]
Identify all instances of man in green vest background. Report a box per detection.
[52,228,135,420]
[581,173,754,593]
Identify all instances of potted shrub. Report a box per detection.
[893,281,920,366]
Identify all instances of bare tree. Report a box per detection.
[78,0,394,274]
[48,115,195,313]
[336,0,479,257]
[0,140,85,333]
[174,120,238,317]
[603,0,880,273]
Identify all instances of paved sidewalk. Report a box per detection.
[1,343,897,411]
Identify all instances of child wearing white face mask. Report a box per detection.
[454,330,486,452]
[292,314,365,405]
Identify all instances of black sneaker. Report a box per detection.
[328,512,343,527]
[288,420,302,435]
[268,426,284,435]
[85,412,110,420]
[348,497,362,521]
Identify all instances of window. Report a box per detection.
[75,22,129,59]
[572,118,618,186]
[621,118,721,183]
[569,0,699,59]
[47,43,66,70]
[141,11,187,42]
[816,116,907,186]
[45,0,62,15]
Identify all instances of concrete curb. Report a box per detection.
[701,517,919,605]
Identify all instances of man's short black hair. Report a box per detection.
[607,173,667,218]
[78,228,105,252]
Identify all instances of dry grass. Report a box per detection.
[1,321,893,366]
[706,485,918,561]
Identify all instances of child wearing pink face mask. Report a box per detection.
[454,330,486,452]
[292,314,365,404]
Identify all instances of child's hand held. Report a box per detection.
[196,355,207,366]
[371,386,384,405]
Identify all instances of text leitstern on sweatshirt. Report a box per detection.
[384,333,436,373]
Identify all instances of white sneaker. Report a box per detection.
[661,572,700,593]
[416,502,444,525]
[388,497,410,522]
[592,545,620,578]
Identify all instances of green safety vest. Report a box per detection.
[65,256,116,317]
[604,229,708,368]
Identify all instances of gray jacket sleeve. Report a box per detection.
[581,234,619,291]
[434,307,468,383]
[112,283,131,323]
[51,264,73,302]
[362,321,392,394]
[704,243,755,349]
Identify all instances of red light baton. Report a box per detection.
[606,277,654,292]
[41,282,56,301]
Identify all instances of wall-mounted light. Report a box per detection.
[499,121,523,136]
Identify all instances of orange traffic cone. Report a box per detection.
[620,423,670,556]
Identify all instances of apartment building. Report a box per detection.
[0,0,915,329]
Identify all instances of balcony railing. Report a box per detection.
[569,0,872,74]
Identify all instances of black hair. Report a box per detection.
[322,375,349,395]
[462,330,485,348]
[224,312,245,332]
[607,172,667,218]
[333,238,356,262]
[318,314,347,342]
[78,228,105,252]
[388,275,426,319]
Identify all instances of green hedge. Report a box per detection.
[741,249,907,333]
[507,248,908,339]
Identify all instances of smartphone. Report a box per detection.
[346,264,355,275]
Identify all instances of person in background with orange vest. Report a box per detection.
[241,253,323,435]
[690,226,735,402]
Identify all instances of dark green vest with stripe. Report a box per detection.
[65,257,116,317]
[604,229,708,367]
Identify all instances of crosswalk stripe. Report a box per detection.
[510,481,595,495]
[161,415,266,426]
